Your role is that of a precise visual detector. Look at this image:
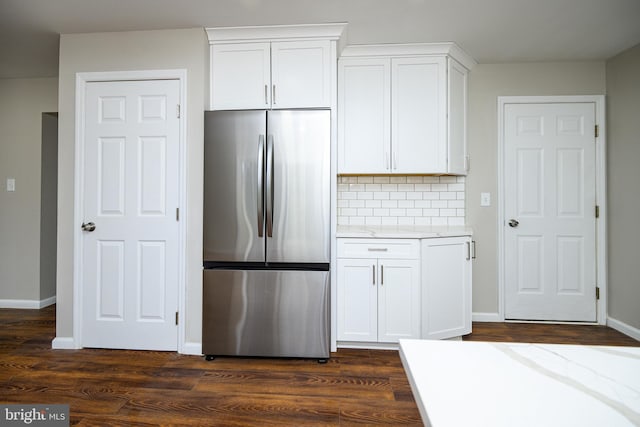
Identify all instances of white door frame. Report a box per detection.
[497,95,607,325]
[73,69,188,351]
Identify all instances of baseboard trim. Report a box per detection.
[51,337,79,349]
[0,296,56,309]
[181,342,203,356]
[472,312,502,322]
[607,317,640,342]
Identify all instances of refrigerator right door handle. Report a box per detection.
[257,135,265,238]
[266,134,274,238]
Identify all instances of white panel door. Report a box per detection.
[391,56,446,173]
[210,43,271,110]
[504,102,596,321]
[422,237,472,339]
[82,79,180,350]
[338,57,391,174]
[378,259,421,343]
[271,40,331,109]
[337,258,378,342]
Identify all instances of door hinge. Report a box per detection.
[595,125,599,138]
[595,287,600,300]
[176,208,179,221]
[595,205,600,218]
[176,104,181,119]
[175,312,179,325]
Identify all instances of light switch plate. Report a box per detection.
[6,178,15,192]
[480,192,491,207]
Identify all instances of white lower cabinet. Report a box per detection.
[337,235,473,346]
[337,239,421,343]
[421,236,472,339]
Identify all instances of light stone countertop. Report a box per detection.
[399,339,640,427]
[336,224,473,239]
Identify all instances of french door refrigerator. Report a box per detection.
[202,109,330,360]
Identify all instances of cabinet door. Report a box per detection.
[391,57,447,173]
[378,259,421,343]
[271,40,331,109]
[421,237,472,339]
[210,43,271,110]
[337,258,378,342]
[338,58,390,174]
[447,58,468,175]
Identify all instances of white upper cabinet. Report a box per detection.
[338,43,475,175]
[207,24,346,110]
[338,58,391,174]
[270,41,331,109]
[210,43,271,110]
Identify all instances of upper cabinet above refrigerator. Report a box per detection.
[338,43,476,175]
[206,24,347,110]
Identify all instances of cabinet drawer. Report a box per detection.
[337,238,419,259]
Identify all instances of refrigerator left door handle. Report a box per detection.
[257,135,265,237]
[266,134,274,238]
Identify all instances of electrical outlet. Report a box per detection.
[6,178,15,192]
[480,192,491,207]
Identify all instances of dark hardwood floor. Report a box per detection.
[0,306,637,426]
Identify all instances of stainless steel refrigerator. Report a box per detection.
[202,109,330,360]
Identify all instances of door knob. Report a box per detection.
[81,222,96,232]
[508,219,519,228]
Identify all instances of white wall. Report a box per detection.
[606,43,640,331]
[466,62,606,316]
[56,28,208,346]
[0,77,58,305]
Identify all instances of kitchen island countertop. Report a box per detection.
[399,339,640,427]
[336,224,473,239]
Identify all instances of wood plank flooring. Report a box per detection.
[0,306,637,426]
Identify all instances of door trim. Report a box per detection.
[497,95,607,325]
[73,69,188,351]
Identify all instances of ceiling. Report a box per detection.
[2,0,640,79]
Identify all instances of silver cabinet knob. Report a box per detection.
[508,219,519,228]
[81,222,96,232]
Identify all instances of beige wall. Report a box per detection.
[606,43,640,330]
[0,77,58,303]
[56,28,208,345]
[466,62,606,315]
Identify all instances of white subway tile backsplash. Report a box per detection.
[366,200,382,209]
[415,217,432,225]
[440,192,457,200]
[337,176,466,226]
[439,176,458,184]
[366,216,382,225]
[374,192,390,200]
[398,217,415,225]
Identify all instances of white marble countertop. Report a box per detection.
[399,339,640,427]
[336,225,473,239]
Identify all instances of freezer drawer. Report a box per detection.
[202,269,330,359]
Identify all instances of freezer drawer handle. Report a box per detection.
[257,135,265,237]
[368,248,388,252]
[266,135,274,238]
